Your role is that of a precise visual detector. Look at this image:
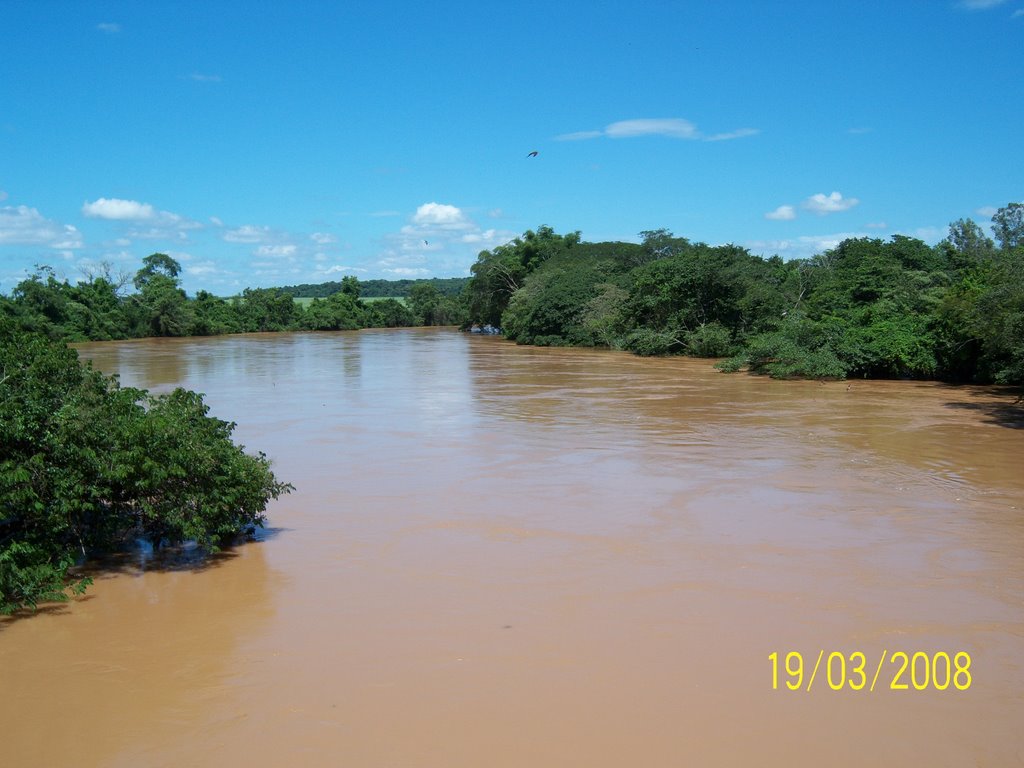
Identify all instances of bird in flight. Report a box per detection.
[527,150,538,157]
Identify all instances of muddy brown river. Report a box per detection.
[2,328,1023,766]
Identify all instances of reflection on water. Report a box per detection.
[4,328,1023,767]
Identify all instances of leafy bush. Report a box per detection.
[0,320,291,613]
[623,329,682,356]
[685,322,734,357]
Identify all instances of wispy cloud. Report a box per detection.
[803,191,859,215]
[184,261,221,277]
[765,205,797,221]
[705,128,761,142]
[373,202,514,277]
[0,205,83,248]
[187,73,222,82]
[956,0,1008,8]
[223,224,274,243]
[746,232,871,261]
[82,197,200,242]
[96,22,121,34]
[255,244,298,258]
[555,118,759,143]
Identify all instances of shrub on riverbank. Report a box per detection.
[0,319,291,613]
[462,205,1024,385]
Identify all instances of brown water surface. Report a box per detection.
[3,328,1023,766]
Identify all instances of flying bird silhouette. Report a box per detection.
[527,150,538,157]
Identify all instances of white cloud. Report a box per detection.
[606,118,699,139]
[310,231,336,245]
[371,203,517,279]
[557,130,605,141]
[96,22,121,33]
[323,265,364,274]
[765,205,797,221]
[223,224,273,243]
[705,128,761,142]
[0,205,83,248]
[912,226,945,243]
[82,199,200,242]
[976,206,999,218]
[209,216,224,227]
[746,232,869,261]
[255,244,297,257]
[957,0,1008,8]
[1014,8,1024,16]
[865,221,888,229]
[803,191,859,215]
[82,197,156,220]
[556,117,758,142]
[188,73,222,82]
[412,202,471,229]
[185,261,220,276]
[460,228,509,245]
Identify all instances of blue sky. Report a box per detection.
[1,1,1022,295]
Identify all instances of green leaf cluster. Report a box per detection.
[0,319,291,613]
[463,204,1024,384]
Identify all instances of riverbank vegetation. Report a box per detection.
[1,205,1020,384]
[463,205,1024,385]
[0,317,292,613]
[0,257,467,342]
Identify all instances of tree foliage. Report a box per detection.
[0,319,292,613]
[462,205,1024,384]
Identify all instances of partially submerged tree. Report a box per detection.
[0,319,291,613]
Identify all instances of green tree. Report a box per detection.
[133,252,182,290]
[0,319,291,613]
[340,275,361,298]
[992,203,1024,251]
[129,254,192,337]
[300,292,368,331]
[945,218,995,270]
[368,298,416,328]
[190,291,242,336]
[235,288,298,332]
[466,226,580,326]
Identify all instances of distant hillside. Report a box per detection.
[279,277,470,299]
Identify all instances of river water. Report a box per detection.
[2,328,1023,767]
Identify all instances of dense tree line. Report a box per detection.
[0,255,468,342]
[463,205,1024,384]
[0,317,292,613]
[278,276,469,299]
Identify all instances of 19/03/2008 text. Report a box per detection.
[768,650,972,692]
